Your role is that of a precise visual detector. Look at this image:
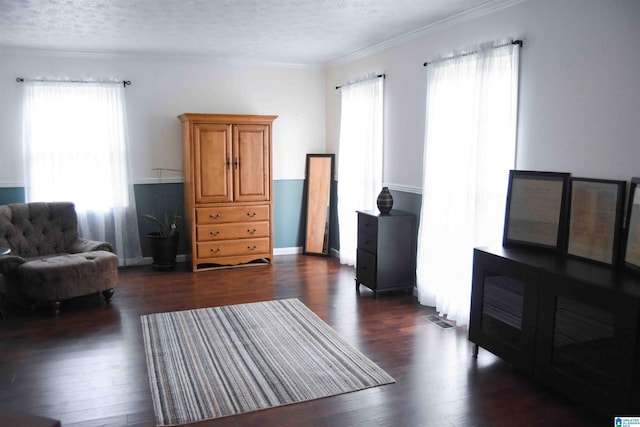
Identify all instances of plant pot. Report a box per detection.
[148,232,179,271]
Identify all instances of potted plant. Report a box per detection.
[143,208,181,271]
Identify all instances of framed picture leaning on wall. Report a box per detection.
[503,170,570,252]
[567,177,626,266]
[623,178,640,272]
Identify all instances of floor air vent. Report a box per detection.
[422,314,456,330]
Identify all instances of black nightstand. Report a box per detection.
[355,210,416,297]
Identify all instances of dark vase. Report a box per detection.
[376,187,393,214]
[148,232,179,271]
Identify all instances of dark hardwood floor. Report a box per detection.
[0,255,606,426]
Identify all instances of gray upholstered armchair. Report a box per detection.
[0,202,119,315]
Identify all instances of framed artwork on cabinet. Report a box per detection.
[567,178,626,266]
[623,178,640,272]
[503,170,570,252]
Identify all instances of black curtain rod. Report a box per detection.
[335,73,385,90]
[423,40,522,67]
[16,77,131,87]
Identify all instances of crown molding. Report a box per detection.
[325,0,528,67]
[0,45,324,70]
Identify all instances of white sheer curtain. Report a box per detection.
[22,81,142,265]
[416,41,520,326]
[337,74,384,266]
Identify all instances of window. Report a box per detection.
[336,74,384,265]
[416,41,521,326]
[22,81,142,264]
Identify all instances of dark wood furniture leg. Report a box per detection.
[102,288,115,305]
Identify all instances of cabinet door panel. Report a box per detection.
[469,250,538,373]
[234,125,270,202]
[535,280,638,412]
[194,123,232,203]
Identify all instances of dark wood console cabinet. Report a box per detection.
[469,246,640,415]
[355,210,416,297]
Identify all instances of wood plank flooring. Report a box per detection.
[0,255,606,426]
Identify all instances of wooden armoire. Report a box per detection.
[178,113,278,271]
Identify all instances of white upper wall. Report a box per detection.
[326,0,640,191]
[0,50,326,184]
[2,0,639,189]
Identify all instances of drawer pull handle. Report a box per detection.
[247,212,257,217]
[210,248,221,253]
[364,239,370,244]
[247,245,257,250]
[209,213,220,219]
[247,228,257,234]
[209,230,220,236]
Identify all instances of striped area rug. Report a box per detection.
[141,298,395,425]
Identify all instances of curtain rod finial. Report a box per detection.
[16,77,24,83]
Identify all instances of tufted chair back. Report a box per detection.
[0,202,80,258]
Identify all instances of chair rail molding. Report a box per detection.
[384,183,422,195]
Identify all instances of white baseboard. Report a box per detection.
[136,249,334,265]
[274,247,302,255]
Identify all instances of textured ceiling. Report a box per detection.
[0,0,505,65]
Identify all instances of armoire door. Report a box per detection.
[194,123,233,203]
[233,124,270,202]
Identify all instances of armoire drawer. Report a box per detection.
[196,205,269,225]
[197,238,270,259]
[197,222,270,241]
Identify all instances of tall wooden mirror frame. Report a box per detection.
[303,154,335,256]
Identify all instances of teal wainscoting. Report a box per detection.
[273,179,305,249]
[133,183,188,258]
[0,187,25,205]
[0,181,307,257]
[390,189,422,221]
[135,180,306,257]
[0,183,421,257]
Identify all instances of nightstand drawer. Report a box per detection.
[197,222,270,241]
[357,212,378,239]
[356,249,377,288]
[196,205,269,225]
[357,231,377,254]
